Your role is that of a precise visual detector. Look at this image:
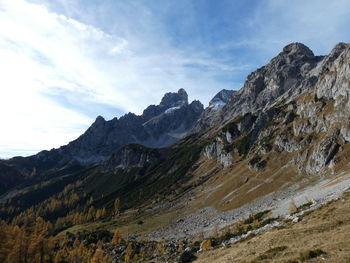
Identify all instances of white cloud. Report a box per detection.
[109,39,129,55]
[0,0,242,157]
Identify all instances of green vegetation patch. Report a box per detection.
[233,132,252,156]
[222,121,239,134]
[244,210,271,224]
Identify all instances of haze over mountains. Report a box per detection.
[2,42,350,262]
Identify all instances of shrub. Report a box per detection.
[156,242,165,253]
[179,251,197,263]
[253,210,270,221]
[299,249,326,261]
[265,246,288,254]
[178,239,184,252]
[233,221,246,235]
[244,215,254,225]
[200,239,212,250]
[233,133,252,156]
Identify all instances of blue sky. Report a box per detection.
[1,0,350,158]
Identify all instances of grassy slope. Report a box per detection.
[195,192,350,263]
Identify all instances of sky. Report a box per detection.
[1,0,350,158]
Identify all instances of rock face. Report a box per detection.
[11,89,203,170]
[221,43,324,122]
[208,89,235,110]
[104,144,167,170]
[203,138,233,168]
[193,89,235,133]
[200,42,350,176]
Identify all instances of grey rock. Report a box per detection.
[295,135,340,174]
[192,89,235,133]
[203,138,233,168]
[197,42,350,176]
[12,89,204,170]
[208,89,235,109]
[220,43,323,124]
[274,134,299,153]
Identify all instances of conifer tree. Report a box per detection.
[111,228,123,244]
[114,198,121,215]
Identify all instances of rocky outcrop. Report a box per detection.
[203,138,233,168]
[104,144,167,170]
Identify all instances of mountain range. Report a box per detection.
[1,42,350,262]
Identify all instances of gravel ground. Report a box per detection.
[146,173,350,240]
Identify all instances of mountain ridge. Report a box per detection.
[7,89,207,174]
[1,42,350,263]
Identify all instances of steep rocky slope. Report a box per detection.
[199,42,350,176]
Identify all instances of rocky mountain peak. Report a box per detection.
[331,42,348,54]
[319,42,349,70]
[209,89,235,109]
[282,42,314,58]
[93,115,106,124]
[160,88,189,108]
[215,42,323,124]
[89,115,106,131]
[191,90,235,133]
[190,100,204,111]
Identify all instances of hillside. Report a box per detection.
[0,162,24,197]
[1,42,350,262]
[195,191,350,263]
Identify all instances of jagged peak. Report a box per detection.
[160,88,189,108]
[209,89,235,104]
[93,115,105,124]
[332,42,349,50]
[177,88,188,99]
[88,115,106,130]
[190,100,204,110]
[328,42,349,58]
[95,115,105,122]
[282,42,314,57]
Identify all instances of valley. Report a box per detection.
[1,42,350,262]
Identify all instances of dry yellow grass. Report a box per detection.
[195,192,350,263]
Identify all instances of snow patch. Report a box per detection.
[209,99,226,110]
[164,106,182,114]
